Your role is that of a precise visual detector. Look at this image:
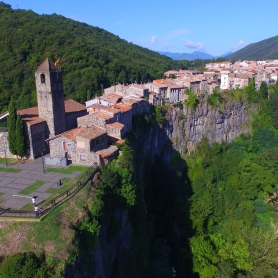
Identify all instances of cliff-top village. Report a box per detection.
[0,58,277,166]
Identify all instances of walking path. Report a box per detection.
[0,156,82,209]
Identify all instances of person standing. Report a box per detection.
[34,206,39,218]
[32,197,36,206]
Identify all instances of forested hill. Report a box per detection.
[0,2,178,112]
[227,34,278,61]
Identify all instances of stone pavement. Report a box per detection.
[0,156,83,209]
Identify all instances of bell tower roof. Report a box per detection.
[37,58,58,72]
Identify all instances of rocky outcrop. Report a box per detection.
[91,209,131,278]
[165,101,256,152]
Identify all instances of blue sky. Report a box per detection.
[3,0,278,56]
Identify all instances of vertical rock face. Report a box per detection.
[68,101,257,277]
[166,101,256,152]
[91,210,131,278]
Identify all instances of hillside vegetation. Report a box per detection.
[227,34,278,61]
[0,2,178,112]
[1,82,278,277]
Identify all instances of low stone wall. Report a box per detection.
[45,157,67,166]
[0,132,17,158]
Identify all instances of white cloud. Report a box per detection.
[150,36,158,45]
[231,40,245,50]
[114,21,124,25]
[165,29,190,40]
[183,40,205,51]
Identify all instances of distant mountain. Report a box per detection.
[215,51,233,58]
[158,51,232,61]
[227,35,278,60]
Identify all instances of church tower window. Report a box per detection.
[40,74,45,83]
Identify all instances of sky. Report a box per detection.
[3,0,278,56]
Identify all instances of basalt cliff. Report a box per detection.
[66,100,256,277]
[167,100,255,152]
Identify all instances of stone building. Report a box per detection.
[47,126,118,166]
[0,58,87,159]
[36,58,67,136]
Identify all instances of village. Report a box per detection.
[0,58,277,167]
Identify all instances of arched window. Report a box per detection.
[40,74,45,83]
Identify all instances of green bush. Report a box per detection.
[155,106,165,124]
[207,89,225,108]
[0,252,52,278]
[184,91,198,110]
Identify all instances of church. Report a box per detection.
[0,58,88,160]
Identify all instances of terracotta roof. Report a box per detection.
[17,106,45,126]
[106,122,124,130]
[168,84,184,89]
[17,99,85,126]
[99,94,122,104]
[91,112,114,120]
[116,139,125,144]
[37,58,58,72]
[153,79,170,84]
[76,126,106,140]
[149,83,169,88]
[65,99,86,113]
[130,84,147,89]
[96,145,118,158]
[122,98,142,106]
[87,104,120,115]
[114,103,131,112]
[59,127,79,140]
[49,125,106,141]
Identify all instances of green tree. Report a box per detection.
[260,81,268,99]
[7,99,17,155]
[268,90,278,129]
[15,114,26,158]
[155,106,165,124]
[1,252,51,278]
[246,78,259,103]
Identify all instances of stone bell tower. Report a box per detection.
[35,58,66,136]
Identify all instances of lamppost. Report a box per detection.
[4,147,8,167]
[41,152,45,174]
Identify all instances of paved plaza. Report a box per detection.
[0,156,83,209]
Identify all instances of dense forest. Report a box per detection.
[1,83,278,277]
[0,2,179,112]
[227,34,278,61]
[2,1,278,277]
[0,2,229,114]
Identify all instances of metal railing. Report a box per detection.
[0,165,99,219]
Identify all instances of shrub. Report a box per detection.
[155,106,165,124]
[185,91,198,110]
[1,252,52,278]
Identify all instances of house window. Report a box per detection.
[67,153,72,160]
[63,141,67,151]
[40,74,45,83]
[77,141,85,148]
[80,154,86,161]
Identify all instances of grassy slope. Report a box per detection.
[228,35,278,60]
[0,183,93,271]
